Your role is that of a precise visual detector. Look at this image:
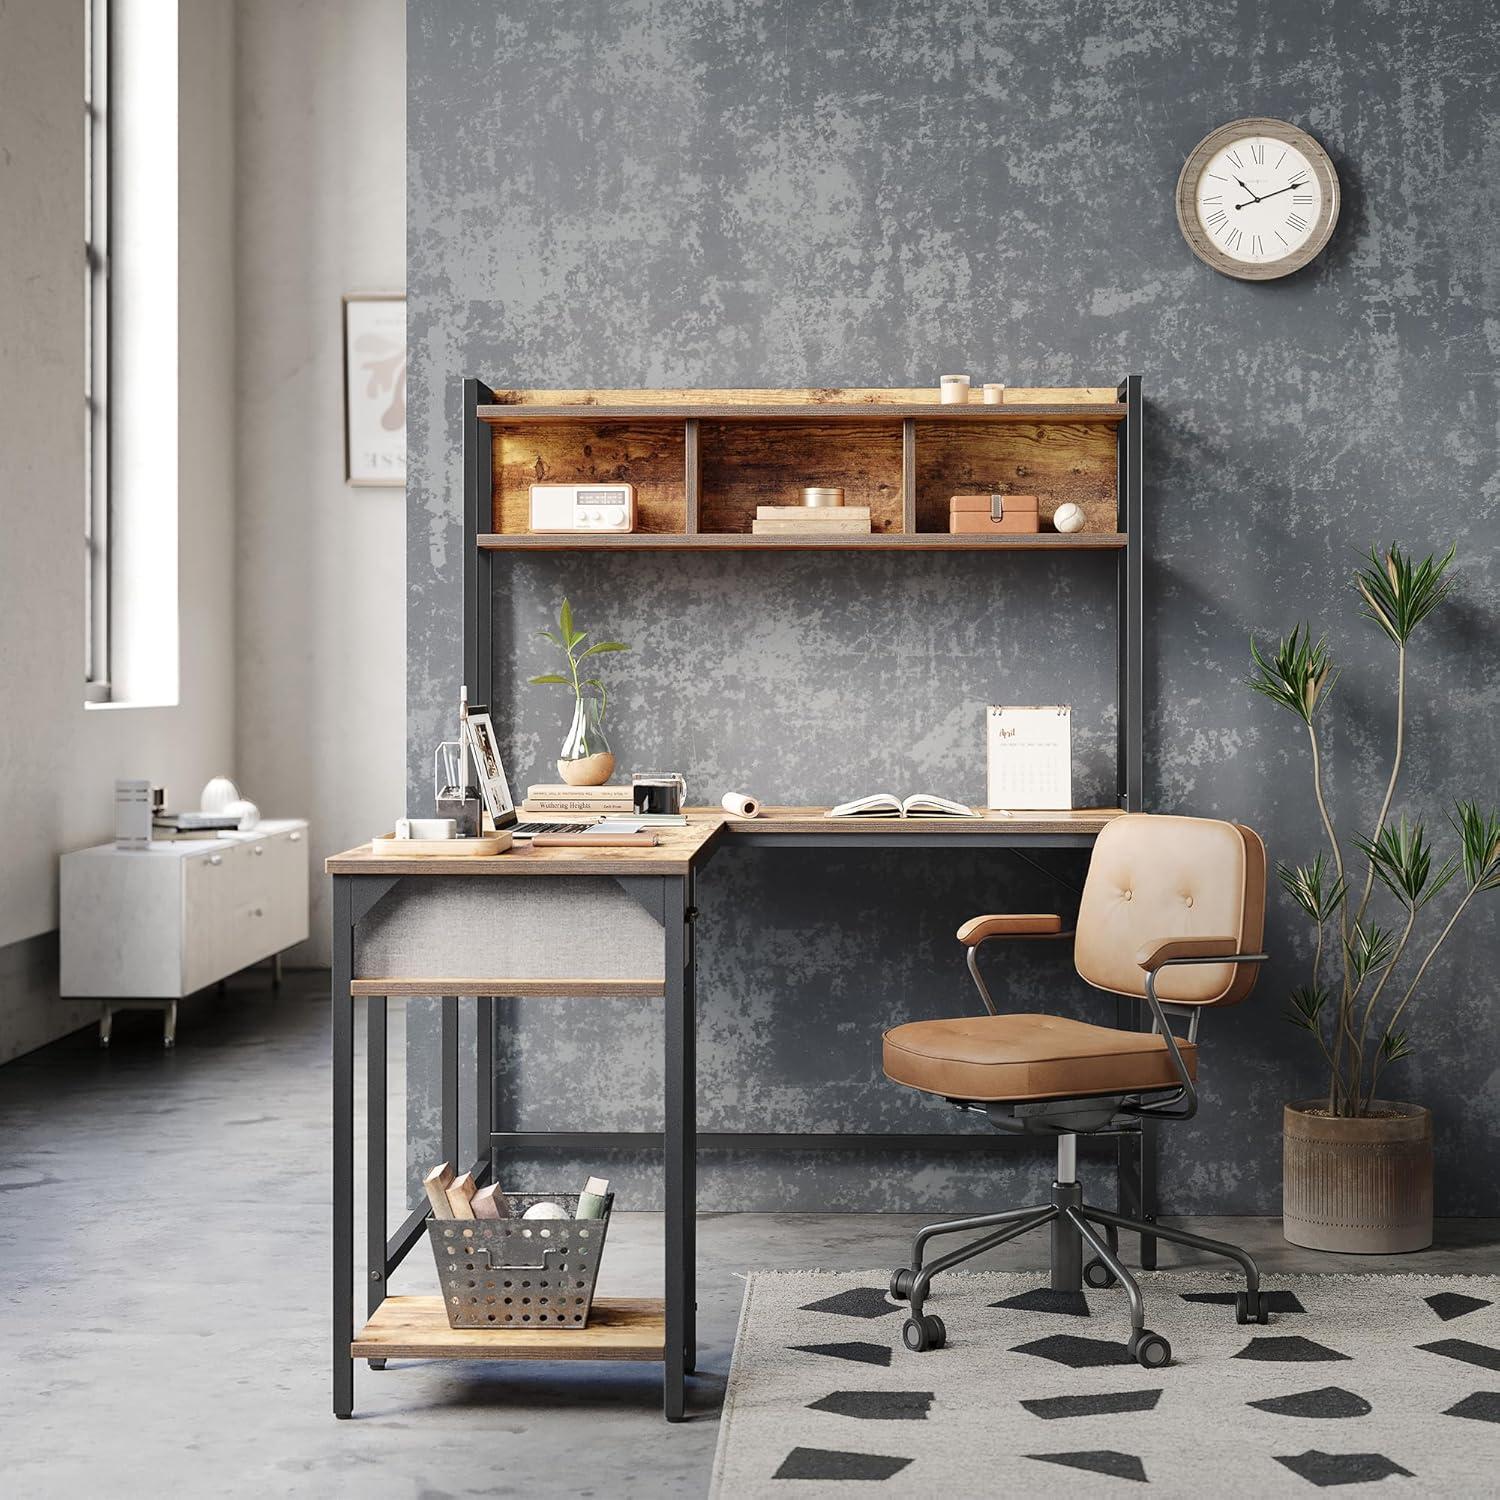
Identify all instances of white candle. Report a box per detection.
[939,375,970,405]
[983,383,1005,404]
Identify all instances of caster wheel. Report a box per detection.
[902,1314,946,1352]
[889,1268,916,1302]
[1235,1289,1270,1325]
[1128,1330,1171,1369]
[1083,1257,1118,1289]
[367,1358,387,1371]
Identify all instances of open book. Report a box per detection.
[825,793,980,819]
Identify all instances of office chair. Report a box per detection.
[882,813,1269,1367]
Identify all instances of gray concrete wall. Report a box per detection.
[406,0,1500,1213]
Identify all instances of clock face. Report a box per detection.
[1195,136,1322,264]
[1176,118,1340,280]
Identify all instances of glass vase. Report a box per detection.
[557,691,615,786]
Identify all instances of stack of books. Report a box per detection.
[521,784,635,820]
[751,505,872,537]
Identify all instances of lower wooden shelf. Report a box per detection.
[352,1296,666,1361]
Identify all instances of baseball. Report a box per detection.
[1053,503,1086,534]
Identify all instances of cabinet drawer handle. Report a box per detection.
[253,846,264,856]
[209,854,223,866]
[289,831,302,842]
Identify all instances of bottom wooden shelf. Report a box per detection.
[352,1296,666,1361]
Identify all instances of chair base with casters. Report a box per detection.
[881,814,1271,1366]
[886,1123,1269,1366]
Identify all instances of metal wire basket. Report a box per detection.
[428,1192,614,1330]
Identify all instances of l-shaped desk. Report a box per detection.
[328,805,1155,1421]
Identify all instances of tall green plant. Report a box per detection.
[527,597,630,716]
[1248,544,1500,1117]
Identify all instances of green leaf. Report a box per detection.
[559,597,575,643]
[1286,984,1330,1032]
[538,629,562,646]
[527,674,569,685]
[1344,920,1397,983]
[1449,800,1500,891]
[1379,1028,1414,1065]
[1277,852,1346,924]
[1352,816,1456,910]
[1248,625,1338,725]
[579,640,630,657]
[1354,543,1456,646]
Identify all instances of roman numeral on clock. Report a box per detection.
[1251,235,1263,256]
[1224,227,1242,251]
[1292,193,1313,205]
[1226,149,1243,167]
[1251,142,1264,164]
[1204,209,1228,229]
[1286,212,1309,232]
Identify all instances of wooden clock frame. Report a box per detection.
[1175,117,1340,282]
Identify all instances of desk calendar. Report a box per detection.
[986,705,1073,811]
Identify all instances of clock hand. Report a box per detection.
[1234,177,1262,204]
[1251,179,1307,204]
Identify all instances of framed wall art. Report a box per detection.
[343,293,406,486]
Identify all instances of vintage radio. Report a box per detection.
[528,483,636,534]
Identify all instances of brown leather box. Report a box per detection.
[949,493,1040,534]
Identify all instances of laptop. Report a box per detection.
[463,710,606,842]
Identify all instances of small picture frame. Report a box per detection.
[343,294,406,486]
[462,711,514,823]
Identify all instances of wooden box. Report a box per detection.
[949,493,1040,535]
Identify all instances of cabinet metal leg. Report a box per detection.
[272,952,283,988]
[368,996,387,1320]
[163,1001,177,1049]
[99,1004,112,1048]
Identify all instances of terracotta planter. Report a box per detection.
[1283,1101,1433,1253]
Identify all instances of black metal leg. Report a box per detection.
[911,1203,1053,1271]
[663,876,690,1420]
[1082,1205,1260,1291]
[331,878,355,1419]
[441,995,459,1172]
[367,996,387,1326]
[475,996,493,1179]
[1068,1208,1145,1334]
[682,873,698,1374]
[1139,1119,1158,1269]
[908,1208,1056,1320]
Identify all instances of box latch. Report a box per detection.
[990,493,1005,522]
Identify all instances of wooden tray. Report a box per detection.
[370,832,512,858]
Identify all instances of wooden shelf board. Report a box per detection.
[478,532,1127,552]
[733,807,1125,835]
[480,401,1126,425]
[352,1296,666,1362]
[350,977,665,998]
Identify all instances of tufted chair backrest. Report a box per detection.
[1074,814,1267,1006]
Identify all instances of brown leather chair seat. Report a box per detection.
[883,1013,1198,1103]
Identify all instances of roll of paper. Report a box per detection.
[721,792,761,818]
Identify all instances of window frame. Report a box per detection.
[84,0,111,702]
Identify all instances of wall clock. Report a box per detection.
[1175,117,1340,281]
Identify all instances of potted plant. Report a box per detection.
[528,598,630,786]
[1248,545,1500,1252]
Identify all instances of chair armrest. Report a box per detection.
[1135,937,1268,972]
[957,914,1067,946]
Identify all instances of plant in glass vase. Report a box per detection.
[528,598,630,786]
[1248,543,1500,1252]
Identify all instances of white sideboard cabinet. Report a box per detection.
[60,819,309,1046]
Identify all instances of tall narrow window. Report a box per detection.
[85,0,111,701]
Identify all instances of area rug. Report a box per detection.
[709,1270,1500,1497]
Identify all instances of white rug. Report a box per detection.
[709,1269,1500,1497]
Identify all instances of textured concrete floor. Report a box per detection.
[1,972,1495,1498]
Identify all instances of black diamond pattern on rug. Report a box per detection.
[798,1287,899,1319]
[1249,1386,1372,1419]
[807,1390,934,1421]
[1011,1334,1132,1368]
[1181,1289,1306,1314]
[992,1287,1090,1317]
[1234,1335,1351,1362]
[1444,1391,1500,1424]
[1021,1389,1163,1420]
[1274,1451,1414,1487]
[789,1340,892,1367]
[1028,1450,1148,1482]
[1425,1291,1492,1322]
[1417,1338,1500,1372]
[773,1447,913,1481]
